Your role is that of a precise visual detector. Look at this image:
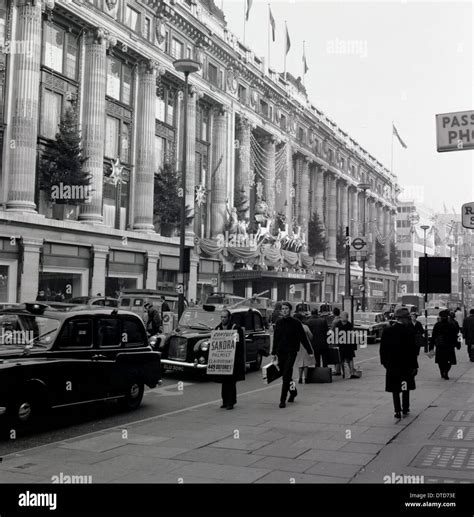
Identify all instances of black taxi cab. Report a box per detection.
[0,303,161,429]
[156,305,271,374]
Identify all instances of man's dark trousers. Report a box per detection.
[392,391,410,413]
[277,351,298,403]
[221,379,237,406]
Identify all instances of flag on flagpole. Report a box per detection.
[285,22,291,55]
[392,123,407,149]
[303,41,308,74]
[269,5,275,42]
[246,0,252,21]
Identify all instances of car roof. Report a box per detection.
[187,305,261,315]
[0,305,141,320]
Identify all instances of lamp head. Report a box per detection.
[173,59,201,75]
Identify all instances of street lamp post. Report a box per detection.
[173,58,201,319]
[421,224,429,352]
[358,183,370,312]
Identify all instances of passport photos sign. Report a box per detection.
[207,330,237,375]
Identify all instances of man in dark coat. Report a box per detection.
[430,310,460,380]
[272,301,314,408]
[160,296,171,314]
[410,313,426,355]
[462,309,474,362]
[214,309,245,410]
[145,303,162,336]
[380,307,418,419]
[306,308,329,367]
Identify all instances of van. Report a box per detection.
[118,289,179,324]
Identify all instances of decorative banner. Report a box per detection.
[207,330,237,376]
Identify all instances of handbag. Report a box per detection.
[307,366,332,383]
[262,360,282,384]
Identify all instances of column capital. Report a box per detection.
[138,58,159,75]
[188,84,204,99]
[93,244,109,257]
[22,237,43,251]
[213,105,229,117]
[146,251,160,261]
[85,27,110,46]
[41,0,55,14]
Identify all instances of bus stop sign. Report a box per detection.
[462,202,474,229]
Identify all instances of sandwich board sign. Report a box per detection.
[436,111,474,152]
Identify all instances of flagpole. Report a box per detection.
[284,21,287,81]
[268,4,270,72]
[390,120,394,174]
[302,40,305,86]
[243,1,246,44]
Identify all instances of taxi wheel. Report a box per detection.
[9,391,43,430]
[120,381,144,411]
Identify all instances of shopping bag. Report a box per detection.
[307,366,332,383]
[262,361,281,384]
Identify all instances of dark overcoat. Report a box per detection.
[430,319,458,366]
[212,323,246,383]
[380,322,418,393]
[334,320,355,360]
[306,316,329,351]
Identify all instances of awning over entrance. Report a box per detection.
[222,270,324,284]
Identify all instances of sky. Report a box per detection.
[218,0,474,215]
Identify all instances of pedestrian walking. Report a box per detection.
[430,310,460,380]
[331,307,342,375]
[214,309,245,410]
[272,302,314,408]
[462,308,474,362]
[144,303,162,336]
[293,313,315,384]
[306,308,330,367]
[455,307,464,329]
[410,313,426,355]
[380,307,418,419]
[160,296,171,313]
[334,311,358,378]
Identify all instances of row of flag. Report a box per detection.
[245,0,308,77]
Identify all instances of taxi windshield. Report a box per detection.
[0,314,61,346]
[179,309,221,329]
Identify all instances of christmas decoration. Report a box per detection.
[195,184,207,207]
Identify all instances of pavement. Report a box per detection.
[1,348,474,484]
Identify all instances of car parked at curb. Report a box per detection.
[353,311,390,344]
[156,304,271,375]
[0,303,162,430]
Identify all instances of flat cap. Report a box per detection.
[395,307,410,318]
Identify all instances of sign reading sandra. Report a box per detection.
[436,110,474,152]
[462,202,474,229]
[206,330,237,376]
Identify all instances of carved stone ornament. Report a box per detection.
[41,0,55,13]
[105,0,118,11]
[250,88,258,107]
[226,66,238,94]
[155,17,167,45]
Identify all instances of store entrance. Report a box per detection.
[38,272,82,301]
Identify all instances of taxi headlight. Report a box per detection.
[194,339,210,352]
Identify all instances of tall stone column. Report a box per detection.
[185,86,200,236]
[79,28,111,223]
[368,196,376,268]
[315,165,326,260]
[298,156,310,238]
[19,238,43,302]
[263,137,276,215]
[91,245,109,297]
[326,172,338,264]
[285,143,293,223]
[376,201,384,270]
[145,251,160,289]
[234,116,251,221]
[133,60,157,231]
[384,205,391,271]
[340,180,349,232]
[211,106,228,237]
[350,186,359,265]
[6,0,43,212]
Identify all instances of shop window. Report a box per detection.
[40,89,62,139]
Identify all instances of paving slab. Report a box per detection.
[254,470,348,483]
[209,438,270,451]
[173,447,264,467]
[304,461,363,478]
[250,456,317,473]
[298,449,376,465]
[167,461,270,483]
